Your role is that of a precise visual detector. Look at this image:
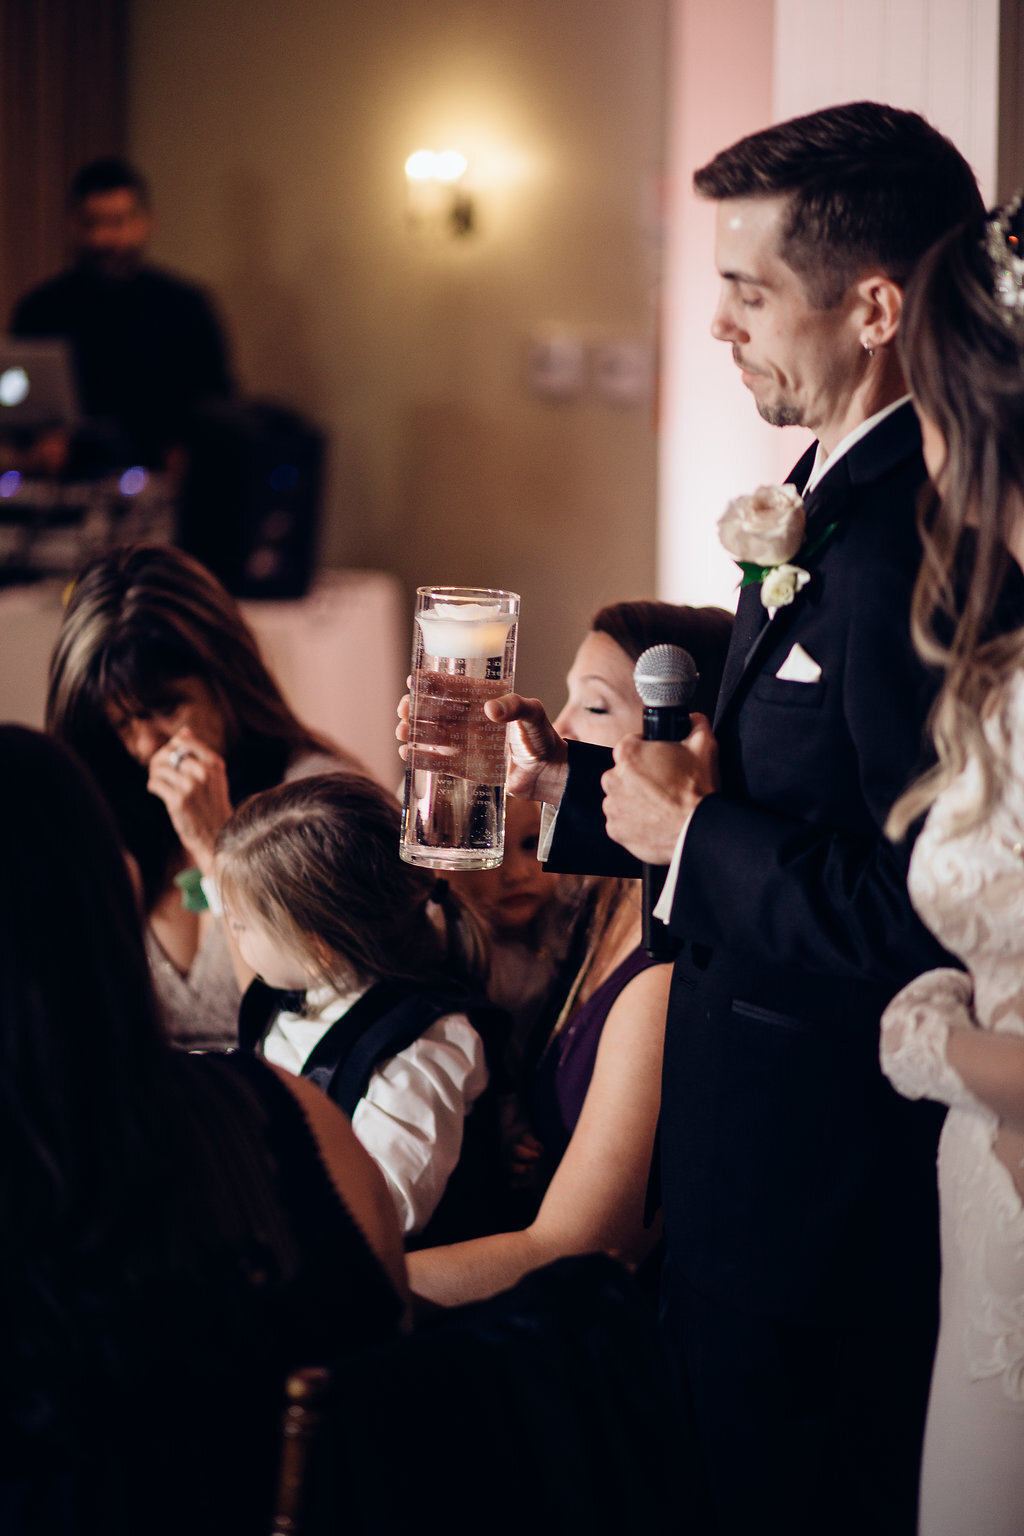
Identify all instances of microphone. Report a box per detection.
[632,644,699,960]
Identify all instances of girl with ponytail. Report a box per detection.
[214,770,506,1247]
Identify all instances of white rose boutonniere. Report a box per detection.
[760,563,811,609]
[718,482,838,610]
[717,482,805,567]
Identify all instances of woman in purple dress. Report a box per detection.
[407,600,732,1305]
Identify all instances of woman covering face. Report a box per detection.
[46,542,357,1049]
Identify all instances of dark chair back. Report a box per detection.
[269,1254,682,1536]
[270,1367,333,1536]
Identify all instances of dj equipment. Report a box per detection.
[178,398,324,599]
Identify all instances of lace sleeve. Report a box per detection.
[880,968,996,1124]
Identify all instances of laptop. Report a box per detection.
[0,337,79,431]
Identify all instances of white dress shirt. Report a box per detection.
[263,982,489,1236]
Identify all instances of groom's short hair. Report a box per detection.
[694,101,983,308]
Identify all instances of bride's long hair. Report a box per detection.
[887,197,1024,841]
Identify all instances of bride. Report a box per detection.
[881,193,1024,1535]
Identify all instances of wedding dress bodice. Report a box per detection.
[887,674,1024,1405]
[908,678,1024,1045]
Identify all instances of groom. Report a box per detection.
[492,104,985,1535]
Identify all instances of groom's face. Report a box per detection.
[710,194,862,447]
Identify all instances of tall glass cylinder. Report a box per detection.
[400,585,520,870]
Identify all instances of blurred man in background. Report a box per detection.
[11,155,233,473]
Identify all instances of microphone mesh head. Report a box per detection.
[633,644,699,709]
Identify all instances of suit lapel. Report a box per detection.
[714,582,768,725]
[714,442,820,727]
[713,402,920,730]
[714,456,852,728]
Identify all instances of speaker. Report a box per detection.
[178,397,324,600]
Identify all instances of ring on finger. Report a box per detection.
[169,746,187,771]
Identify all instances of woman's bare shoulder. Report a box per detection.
[266,1064,411,1316]
[603,958,673,1031]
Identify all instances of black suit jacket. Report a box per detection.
[547,402,952,1325]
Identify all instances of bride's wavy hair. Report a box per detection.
[887,197,1024,841]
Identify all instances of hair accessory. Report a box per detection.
[983,191,1024,323]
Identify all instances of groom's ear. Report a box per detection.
[854,273,904,350]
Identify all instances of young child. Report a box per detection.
[452,797,577,1064]
[214,770,507,1247]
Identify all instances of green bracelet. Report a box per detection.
[174,866,209,913]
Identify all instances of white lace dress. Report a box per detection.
[881,676,1024,1536]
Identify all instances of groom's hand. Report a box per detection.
[601,713,719,864]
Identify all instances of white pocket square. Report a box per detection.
[775,642,822,683]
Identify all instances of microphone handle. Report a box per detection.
[642,705,691,742]
[641,704,691,961]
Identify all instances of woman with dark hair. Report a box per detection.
[0,726,406,1536]
[880,196,1024,1533]
[45,542,358,1049]
[583,598,731,729]
[406,599,732,1305]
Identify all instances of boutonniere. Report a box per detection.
[717,483,836,609]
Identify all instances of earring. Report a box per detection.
[862,340,875,357]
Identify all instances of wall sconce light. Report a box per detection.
[404,149,475,238]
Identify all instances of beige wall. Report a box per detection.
[128,0,667,708]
